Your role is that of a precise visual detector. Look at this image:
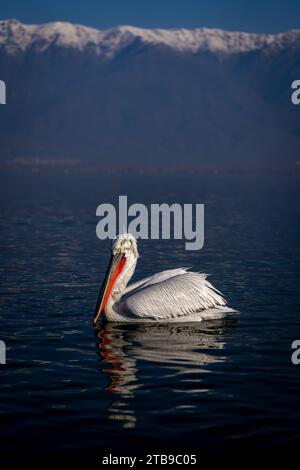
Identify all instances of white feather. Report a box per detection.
[119,271,229,320]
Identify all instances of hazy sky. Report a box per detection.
[1,0,300,33]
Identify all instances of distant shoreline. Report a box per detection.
[0,161,299,176]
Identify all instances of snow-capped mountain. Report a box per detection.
[0,19,299,169]
[1,19,300,57]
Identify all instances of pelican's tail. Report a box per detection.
[199,305,238,320]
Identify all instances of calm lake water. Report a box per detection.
[0,172,300,464]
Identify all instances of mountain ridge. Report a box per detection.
[1,19,300,57]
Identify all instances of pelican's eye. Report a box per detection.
[113,246,122,255]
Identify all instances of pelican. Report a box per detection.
[93,233,235,325]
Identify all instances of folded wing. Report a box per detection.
[119,270,227,320]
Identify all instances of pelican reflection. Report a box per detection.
[95,320,237,428]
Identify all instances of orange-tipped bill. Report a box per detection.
[93,252,126,326]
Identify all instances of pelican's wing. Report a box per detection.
[119,271,228,320]
[123,268,189,295]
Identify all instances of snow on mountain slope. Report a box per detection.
[1,19,299,57]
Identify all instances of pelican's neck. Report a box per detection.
[104,253,137,320]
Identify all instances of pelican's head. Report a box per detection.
[93,233,138,325]
[112,233,138,260]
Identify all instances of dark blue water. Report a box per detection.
[1,172,300,463]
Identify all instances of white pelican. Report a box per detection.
[93,233,235,325]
